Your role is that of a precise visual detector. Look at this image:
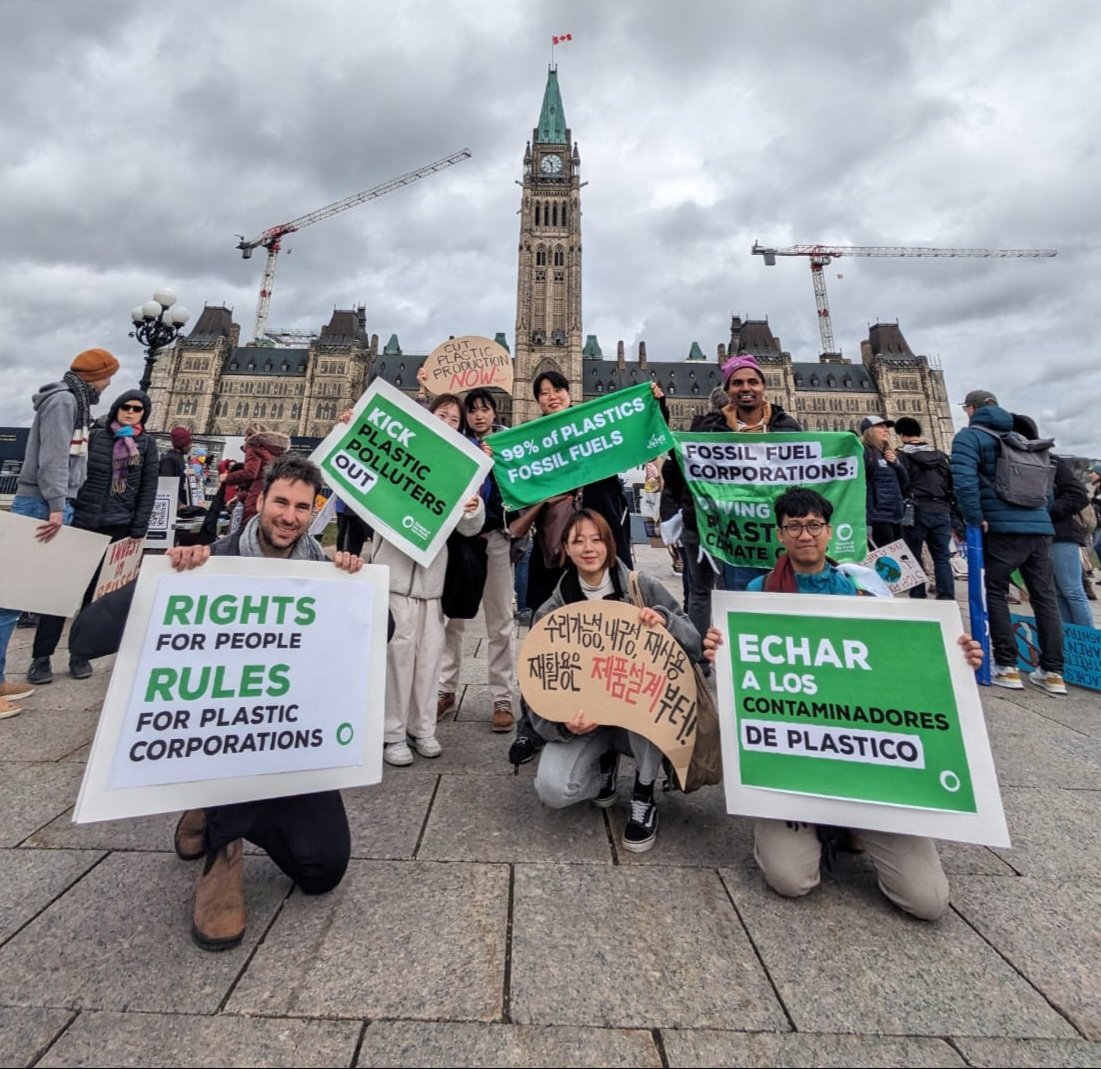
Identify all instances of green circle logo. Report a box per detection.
[336,722,354,746]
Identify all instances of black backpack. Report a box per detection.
[972,425,1055,509]
[904,448,952,505]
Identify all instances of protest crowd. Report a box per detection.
[1,345,1097,951]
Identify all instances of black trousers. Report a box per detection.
[205,790,351,895]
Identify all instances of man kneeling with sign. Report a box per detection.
[519,510,701,854]
[704,487,985,920]
[167,455,364,949]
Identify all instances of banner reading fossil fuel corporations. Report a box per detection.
[712,592,1008,846]
[486,383,674,510]
[310,378,492,567]
[74,557,390,823]
[674,431,867,567]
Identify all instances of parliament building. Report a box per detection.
[148,69,955,453]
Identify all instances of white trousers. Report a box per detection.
[385,594,444,744]
[439,530,516,705]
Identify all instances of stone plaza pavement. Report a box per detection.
[0,545,1099,1068]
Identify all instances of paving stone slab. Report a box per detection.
[510,864,787,1030]
[718,863,1077,1038]
[417,774,612,864]
[0,706,98,763]
[0,762,86,847]
[1028,698,1101,740]
[355,1020,661,1068]
[228,859,508,1021]
[0,1006,76,1067]
[661,1029,967,1067]
[952,875,1101,1040]
[0,848,103,942]
[384,720,532,776]
[928,840,1016,876]
[38,1010,362,1068]
[25,807,181,853]
[951,1036,1101,1066]
[985,704,1101,789]
[992,788,1101,877]
[0,852,289,1012]
[455,683,494,722]
[343,776,436,859]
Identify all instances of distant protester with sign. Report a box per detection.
[704,487,983,920]
[166,454,365,950]
[373,394,484,767]
[525,509,701,854]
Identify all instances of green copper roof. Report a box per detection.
[383,333,401,355]
[687,341,706,361]
[537,67,568,144]
[582,334,603,358]
[494,332,510,353]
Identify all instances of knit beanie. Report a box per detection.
[721,354,764,388]
[170,426,192,450]
[71,348,121,382]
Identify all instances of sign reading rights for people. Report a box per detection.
[673,431,867,567]
[310,378,491,567]
[487,383,674,510]
[74,557,390,823]
[712,591,1009,846]
[421,335,513,395]
[518,600,698,785]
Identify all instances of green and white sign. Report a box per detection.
[487,383,674,510]
[674,431,867,567]
[74,556,390,823]
[310,378,492,567]
[712,591,1009,847]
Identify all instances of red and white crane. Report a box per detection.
[751,242,1057,356]
[237,148,472,343]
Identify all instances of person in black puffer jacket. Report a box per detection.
[52,389,159,679]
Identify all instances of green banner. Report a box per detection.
[724,608,976,813]
[674,431,867,567]
[487,383,674,510]
[310,379,490,567]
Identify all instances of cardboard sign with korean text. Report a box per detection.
[74,556,389,823]
[712,591,1008,846]
[309,378,491,567]
[421,335,513,395]
[518,600,697,784]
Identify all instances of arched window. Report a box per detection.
[536,246,547,266]
[552,202,558,226]
[535,202,541,226]
[553,246,564,267]
[561,203,568,226]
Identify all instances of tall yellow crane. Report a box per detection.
[751,242,1057,355]
[237,148,472,343]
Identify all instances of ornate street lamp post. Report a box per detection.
[130,287,190,392]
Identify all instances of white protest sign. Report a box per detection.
[309,492,338,536]
[93,537,144,601]
[0,511,109,616]
[712,591,1009,847]
[74,556,389,823]
[863,538,927,594]
[144,477,179,550]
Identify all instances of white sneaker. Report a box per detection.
[1028,669,1067,696]
[992,664,1024,690]
[383,741,414,766]
[0,697,22,721]
[410,735,442,758]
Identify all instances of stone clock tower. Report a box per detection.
[512,67,583,424]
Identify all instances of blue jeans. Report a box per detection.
[0,496,74,683]
[903,509,955,599]
[1052,540,1094,629]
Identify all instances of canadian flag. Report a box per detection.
[552,33,573,44]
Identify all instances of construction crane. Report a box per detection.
[751,242,1057,356]
[237,148,472,343]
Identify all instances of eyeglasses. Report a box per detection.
[119,404,145,413]
[780,521,828,537]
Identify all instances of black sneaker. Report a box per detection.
[69,658,93,680]
[27,657,53,685]
[623,793,659,853]
[508,735,540,766]
[593,752,619,809]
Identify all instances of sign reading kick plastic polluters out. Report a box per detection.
[310,378,492,567]
[711,591,1009,847]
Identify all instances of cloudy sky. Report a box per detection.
[2,0,1098,453]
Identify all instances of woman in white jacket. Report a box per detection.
[373,393,484,765]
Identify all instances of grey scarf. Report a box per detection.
[237,515,327,561]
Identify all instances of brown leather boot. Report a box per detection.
[174,809,206,861]
[192,839,246,951]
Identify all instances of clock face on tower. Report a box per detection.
[540,153,563,175]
